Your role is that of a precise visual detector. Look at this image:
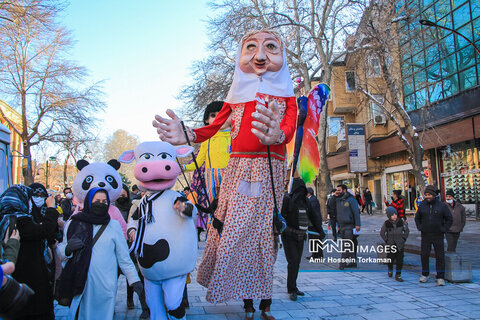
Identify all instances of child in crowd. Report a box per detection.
[380,206,409,282]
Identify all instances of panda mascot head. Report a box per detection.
[73,159,123,203]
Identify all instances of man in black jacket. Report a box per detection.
[415,185,453,286]
[305,187,323,260]
[327,189,339,241]
[336,185,361,270]
[281,178,325,301]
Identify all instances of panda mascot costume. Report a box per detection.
[119,141,198,320]
[72,159,128,239]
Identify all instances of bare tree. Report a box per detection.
[352,0,428,192]
[0,0,105,185]
[57,127,97,187]
[103,129,139,187]
[180,0,365,218]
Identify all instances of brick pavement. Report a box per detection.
[55,212,480,319]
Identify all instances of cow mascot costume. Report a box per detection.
[118,141,197,320]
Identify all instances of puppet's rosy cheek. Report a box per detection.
[267,54,283,72]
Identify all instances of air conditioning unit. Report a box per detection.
[374,114,387,125]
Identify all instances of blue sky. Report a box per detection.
[62,0,211,141]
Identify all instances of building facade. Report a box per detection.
[325,0,480,216]
[0,100,24,185]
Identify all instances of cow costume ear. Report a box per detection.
[176,145,194,158]
[77,159,90,170]
[107,159,121,171]
[118,150,135,163]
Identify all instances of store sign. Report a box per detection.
[347,124,367,173]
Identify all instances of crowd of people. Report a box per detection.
[324,184,465,286]
[0,183,149,320]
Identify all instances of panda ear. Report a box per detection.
[77,159,90,170]
[107,159,121,171]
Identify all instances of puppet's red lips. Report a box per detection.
[254,61,266,68]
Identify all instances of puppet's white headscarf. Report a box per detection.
[225,31,295,104]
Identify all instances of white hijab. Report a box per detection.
[225,36,295,104]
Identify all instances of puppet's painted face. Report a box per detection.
[239,32,283,76]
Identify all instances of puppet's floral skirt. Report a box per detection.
[196,156,287,303]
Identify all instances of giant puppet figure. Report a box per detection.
[153,29,296,320]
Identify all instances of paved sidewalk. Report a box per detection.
[55,213,480,319]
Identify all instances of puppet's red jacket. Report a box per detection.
[193,96,297,161]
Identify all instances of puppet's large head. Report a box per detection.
[239,29,283,76]
[226,29,294,104]
[118,141,194,191]
[72,160,123,202]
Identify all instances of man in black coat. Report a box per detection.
[363,188,373,215]
[281,178,325,301]
[415,185,453,286]
[305,187,323,260]
[327,189,339,241]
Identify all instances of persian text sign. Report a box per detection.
[347,124,367,173]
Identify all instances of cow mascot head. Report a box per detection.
[118,141,193,192]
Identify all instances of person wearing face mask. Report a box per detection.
[415,185,453,286]
[115,184,132,222]
[60,187,75,222]
[4,184,59,320]
[444,189,466,253]
[57,188,142,320]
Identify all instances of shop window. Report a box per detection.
[459,66,478,91]
[441,143,480,205]
[328,117,345,140]
[345,71,356,92]
[452,3,471,30]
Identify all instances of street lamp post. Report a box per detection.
[419,19,480,56]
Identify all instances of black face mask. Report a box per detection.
[90,202,109,216]
[117,197,129,205]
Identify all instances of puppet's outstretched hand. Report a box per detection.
[152,109,193,145]
[251,101,284,145]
